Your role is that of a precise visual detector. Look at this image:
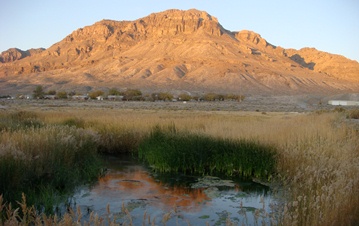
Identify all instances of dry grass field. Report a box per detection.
[0,99,358,225]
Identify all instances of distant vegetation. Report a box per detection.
[11,85,245,102]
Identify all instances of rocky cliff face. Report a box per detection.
[0,48,44,63]
[0,9,358,95]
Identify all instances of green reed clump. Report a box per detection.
[0,111,44,131]
[0,125,103,214]
[138,125,276,180]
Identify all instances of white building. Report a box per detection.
[328,100,359,106]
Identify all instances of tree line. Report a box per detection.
[28,85,245,102]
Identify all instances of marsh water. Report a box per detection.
[69,156,278,225]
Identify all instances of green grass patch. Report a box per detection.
[138,125,276,180]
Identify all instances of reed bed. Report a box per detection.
[1,107,358,225]
[0,111,103,213]
[138,125,276,179]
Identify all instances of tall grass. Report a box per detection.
[0,194,180,226]
[95,124,142,154]
[274,113,359,226]
[0,111,44,131]
[1,108,358,225]
[0,112,103,213]
[138,125,276,179]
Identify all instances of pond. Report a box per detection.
[68,155,279,225]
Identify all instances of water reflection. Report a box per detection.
[72,155,276,225]
[95,161,209,212]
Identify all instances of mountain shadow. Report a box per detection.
[290,54,315,70]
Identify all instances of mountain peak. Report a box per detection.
[136,8,224,37]
[148,9,218,22]
[0,9,358,95]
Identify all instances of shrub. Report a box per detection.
[203,93,224,101]
[178,93,192,101]
[347,109,359,119]
[88,90,104,99]
[333,107,346,113]
[47,90,56,95]
[226,93,245,101]
[56,91,68,99]
[158,92,173,101]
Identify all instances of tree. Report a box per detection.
[56,91,68,99]
[158,92,173,101]
[178,93,192,101]
[203,93,225,101]
[47,90,56,95]
[89,90,104,99]
[124,89,142,101]
[33,85,45,99]
[203,93,218,101]
[108,88,122,96]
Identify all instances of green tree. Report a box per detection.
[108,88,122,96]
[178,93,192,101]
[225,93,245,101]
[89,90,104,99]
[56,91,68,99]
[33,85,45,99]
[124,89,142,101]
[203,93,225,101]
[47,90,56,95]
[203,93,217,101]
[158,92,173,101]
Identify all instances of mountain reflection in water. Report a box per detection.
[72,156,276,225]
[95,163,210,212]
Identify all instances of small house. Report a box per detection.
[72,95,89,100]
[328,100,359,106]
[107,95,124,101]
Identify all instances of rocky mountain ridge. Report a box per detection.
[0,9,358,95]
[0,48,45,63]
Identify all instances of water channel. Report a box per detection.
[69,155,278,225]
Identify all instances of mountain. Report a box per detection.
[0,9,358,95]
[0,48,45,63]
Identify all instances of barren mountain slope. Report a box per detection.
[0,9,358,95]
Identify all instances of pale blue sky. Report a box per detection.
[1,0,358,62]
